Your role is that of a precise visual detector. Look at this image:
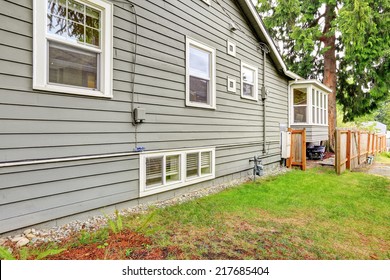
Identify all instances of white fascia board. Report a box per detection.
[240,0,304,81]
[289,79,332,93]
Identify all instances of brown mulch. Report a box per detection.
[45,229,183,260]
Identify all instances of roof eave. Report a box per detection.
[236,0,303,80]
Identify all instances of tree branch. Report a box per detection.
[307,13,326,28]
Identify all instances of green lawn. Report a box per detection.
[125,167,390,259]
[2,166,389,260]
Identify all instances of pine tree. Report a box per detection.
[256,0,389,150]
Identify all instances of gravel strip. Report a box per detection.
[1,167,289,248]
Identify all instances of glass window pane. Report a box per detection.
[47,0,67,17]
[47,0,101,48]
[243,83,254,97]
[325,109,327,124]
[323,95,326,110]
[190,76,209,104]
[49,42,98,89]
[166,155,180,183]
[312,89,315,106]
[47,14,67,37]
[146,157,163,187]
[294,106,307,123]
[312,106,316,123]
[186,153,199,178]
[293,88,307,105]
[67,20,85,43]
[317,107,320,124]
[242,66,254,84]
[201,152,211,175]
[86,6,100,29]
[189,46,210,78]
[68,0,85,23]
[86,27,100,46]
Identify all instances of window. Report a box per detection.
[312,89,316,123]
[290,82,329,125]
[293,88,307,123]
[140,148,215,196]
[186,37,216,109]
[33,0,113,97]
[241,62,258,100]
[323,93,328,125]
[311,88,327,125]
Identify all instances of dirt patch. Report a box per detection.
[366,163,390,177]
[44,229,183,260]
[306,153,335,169]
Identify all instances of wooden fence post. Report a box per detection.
[286,128,292,168]
[335,129,340,175]
[358,131,361,165]
[346,130,351,170]
[302,129,306,171]
[375,135,378,154]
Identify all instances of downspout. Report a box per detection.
[259,43,269,154]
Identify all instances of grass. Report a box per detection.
[1,166,389,260]
[376,152,390,164]
[125,167,390,259]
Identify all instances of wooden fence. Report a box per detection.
[335,129,387,174]
[287,128,306,171]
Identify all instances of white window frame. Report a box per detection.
[140,147,216,197]
[240,61,258,101]
[33,0,113,98]
[290,84,329,126]
[186,37,216,109]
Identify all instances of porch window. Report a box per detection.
[291,82,330,126]
[293,88,307,123]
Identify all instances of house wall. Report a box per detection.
[0,0,288,233]
[291,125,329,143]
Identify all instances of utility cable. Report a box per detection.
[112,0,139,148]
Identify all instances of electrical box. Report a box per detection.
[281,131,291,159]
[261,86,268,100]
[134,107,146,123]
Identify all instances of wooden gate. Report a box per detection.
[287,128,306,171]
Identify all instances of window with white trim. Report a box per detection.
[241,62,258,100]
[140,148,215,197]
[291,84,328,125]
[33,0,113,97]
[311,89,327,125]
[293,88,308,123]
[186,38,216,109]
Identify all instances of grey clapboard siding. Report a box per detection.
[291,125,329,142]
[0,155,139,233]
[0,0,290,233]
